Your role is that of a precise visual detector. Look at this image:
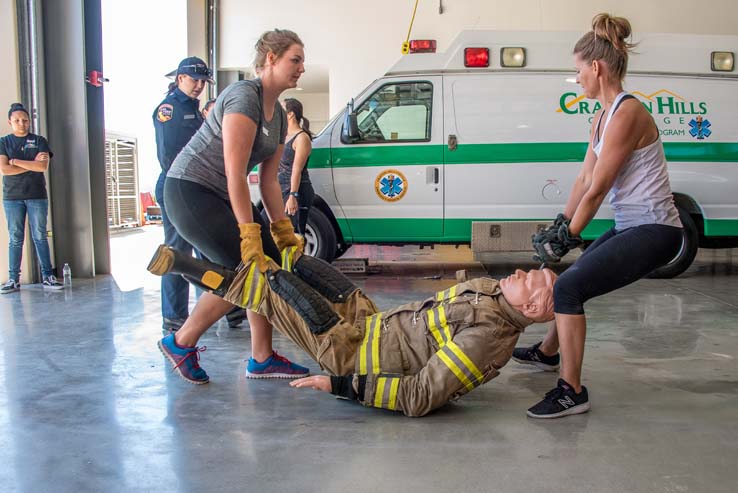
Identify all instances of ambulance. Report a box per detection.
[250,30,738,278]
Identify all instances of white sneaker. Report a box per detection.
[1,279,20,294]
[43,275,64,290]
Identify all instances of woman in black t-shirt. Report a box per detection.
[0,103,63,293]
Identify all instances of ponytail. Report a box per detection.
[284,98,312,139]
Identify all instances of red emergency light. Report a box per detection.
[409,39,437,53]
[464,47,490,67]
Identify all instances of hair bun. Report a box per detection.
[10,103,26,112]
[592,13,633,53]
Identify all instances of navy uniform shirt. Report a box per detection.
[152,87,204,173]
[0,133,52,200]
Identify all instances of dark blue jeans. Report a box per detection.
[3,198,54,280]
[155,173,194,320]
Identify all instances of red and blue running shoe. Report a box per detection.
[158,333,209,384]
[245,351,309,379]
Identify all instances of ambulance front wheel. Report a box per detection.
[647,206,699,279]
[304,208,337,262]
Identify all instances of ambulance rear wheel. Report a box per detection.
[647,206,698,279]
[304,208,337,262]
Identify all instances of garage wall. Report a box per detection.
[0,0,22,281]
[218,0,738,116]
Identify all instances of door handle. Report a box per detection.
[426,166,440,184]
[448,134,457,151]
[433,167,440,184]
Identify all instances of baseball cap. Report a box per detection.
[166,56,213,81]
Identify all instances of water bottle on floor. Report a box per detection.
[63,263,72,287]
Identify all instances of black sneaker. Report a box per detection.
[42,275,64,290]
[527,378,590,419]
[1,279,20,294]
[512,341,560,371]
[226,308,247,328]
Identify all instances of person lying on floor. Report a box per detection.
[148,245,556,417]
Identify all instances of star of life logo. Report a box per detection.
[688,116,712,139]
[375,169,408,202]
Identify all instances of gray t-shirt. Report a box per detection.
[167,79,287,200]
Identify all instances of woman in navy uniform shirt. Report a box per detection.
[0,103,63,293]
[153,57,248,331]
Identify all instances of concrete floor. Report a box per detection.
[1,227,737,492]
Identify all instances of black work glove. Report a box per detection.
[557,222,584,250]
[531,216,583,263]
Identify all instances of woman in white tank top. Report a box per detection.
[515,14,684,419]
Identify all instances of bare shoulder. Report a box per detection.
[294,131,312,149]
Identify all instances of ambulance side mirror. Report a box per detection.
[341,100,360,144]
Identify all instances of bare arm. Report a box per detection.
[289,133,311,193]
[569,107,642,235]
[564,145,598,220]
[0,155,29,176]
[222,113,257,224]
[285,133,312,215]
[259,145,288,223]
[11,152,50,173]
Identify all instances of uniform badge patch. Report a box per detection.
[375,169,408,202]
[157,104,174,123]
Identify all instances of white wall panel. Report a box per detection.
[218,0,738,117]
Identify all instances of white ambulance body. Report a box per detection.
[251,30,738,277]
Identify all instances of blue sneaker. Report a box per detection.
[158,333,209,384]
[246,351,310,379]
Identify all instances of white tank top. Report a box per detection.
[593,92,682,230]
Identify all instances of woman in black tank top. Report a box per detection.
[279,98,314,236]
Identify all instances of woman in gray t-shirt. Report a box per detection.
[159,29,310,384]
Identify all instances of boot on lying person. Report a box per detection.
[147,244,556,417]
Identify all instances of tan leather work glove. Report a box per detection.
[238,223,269,272]
[270,218,305,253]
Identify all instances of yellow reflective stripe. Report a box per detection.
[359,316,371,374]
[447,285,457,302]
[426,308,445,347]
[388,378,400,410]
[241,263,257,306]
[447,341,484,384]
[437,349,475,391]
[374,377,387,407]
[281,246,297,271]
[371,315,381,374]
[435,285,459,303]
[251,270,265,308]
[359,314,382,375]
[437,305,452,342]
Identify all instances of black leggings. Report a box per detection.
[554,224,683,315]
[164,177,280,270]
[281,182,315,236]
